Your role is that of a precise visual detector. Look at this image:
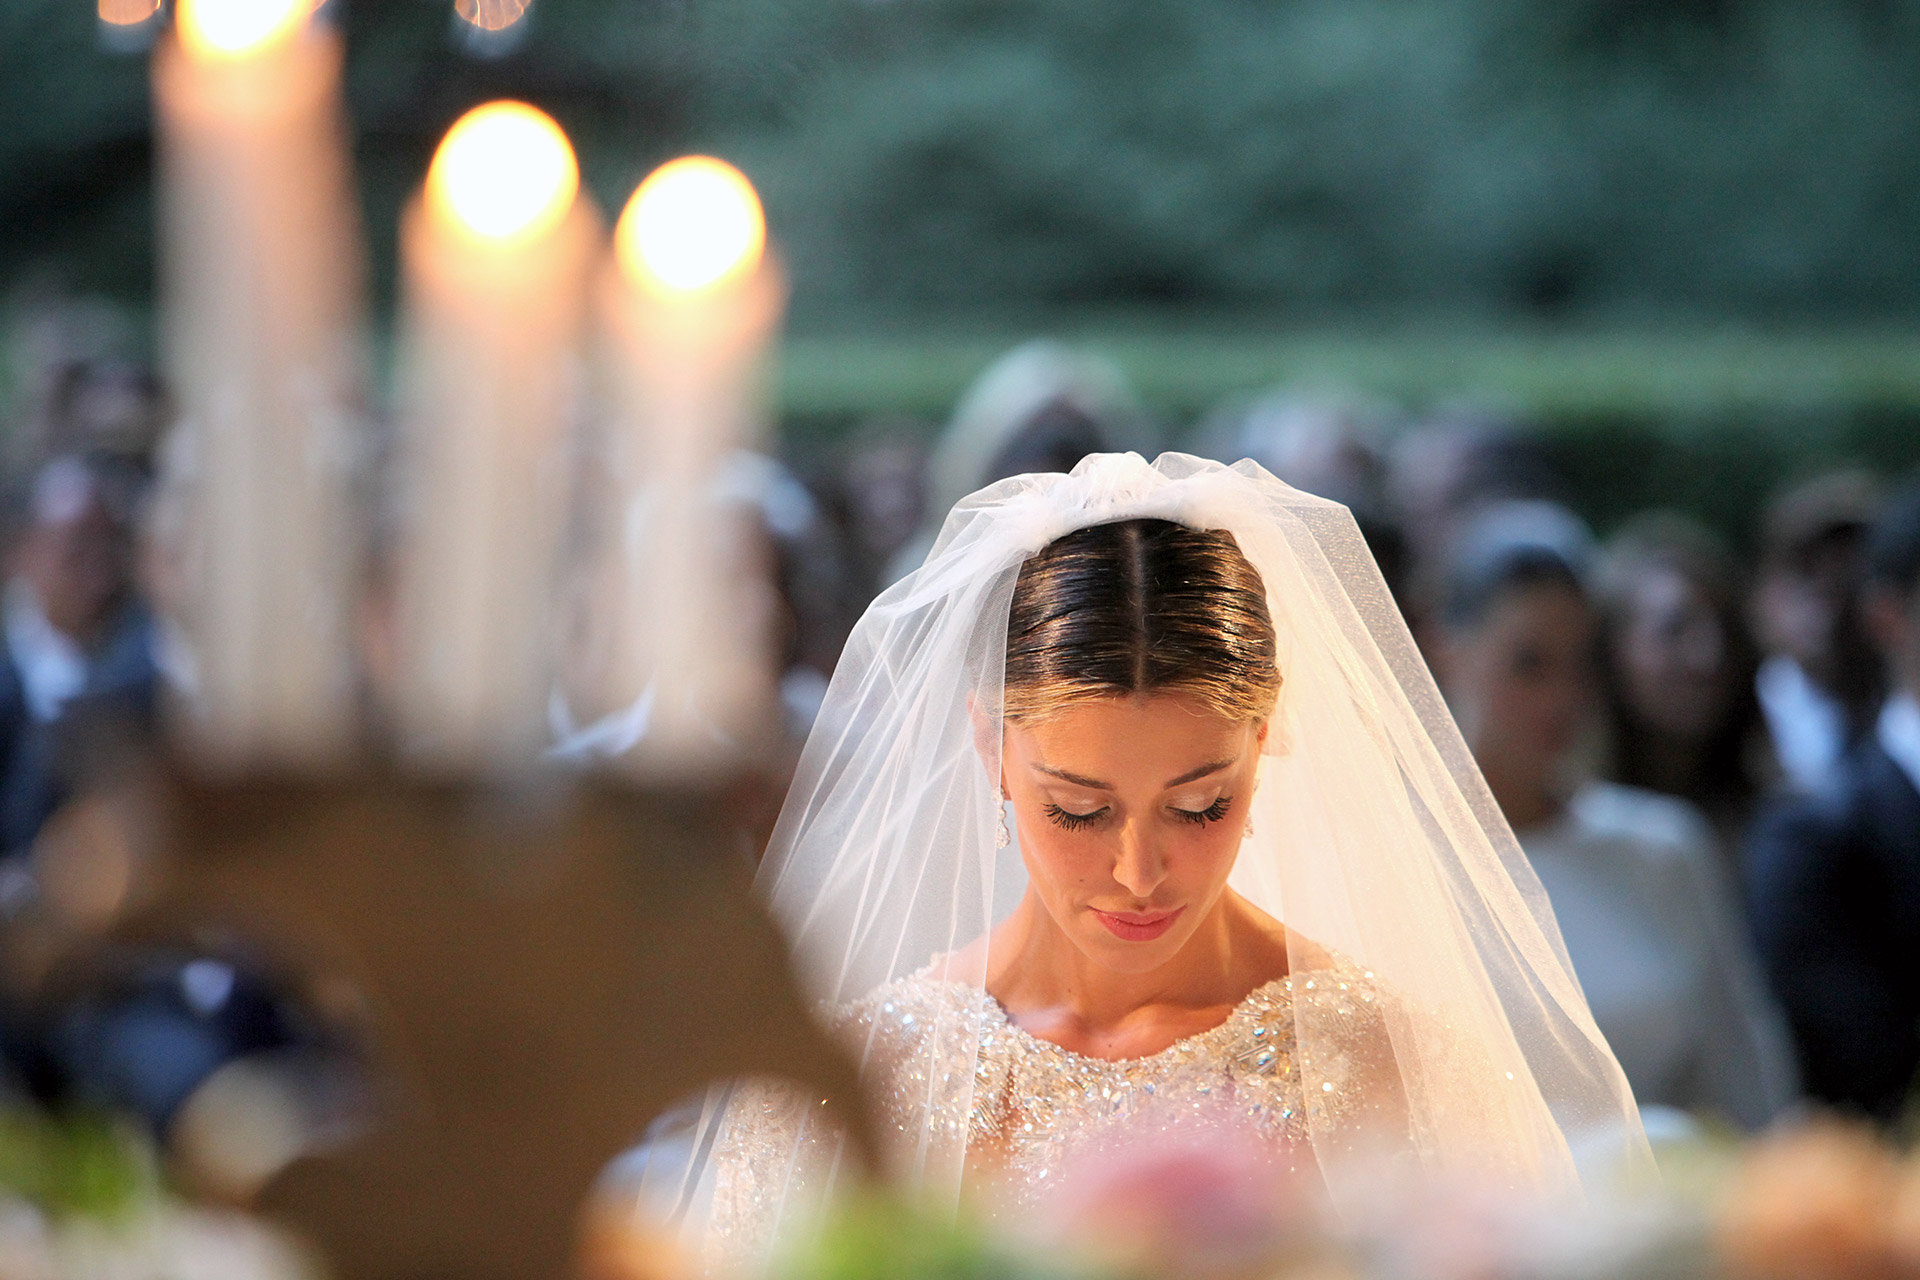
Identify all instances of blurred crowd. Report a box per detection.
[0,310,1918,1179]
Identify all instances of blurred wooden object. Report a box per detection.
[111,767,862,1280]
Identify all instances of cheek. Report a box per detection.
[1188,826,1244,889]
[1016,823,1109,893]
[1482,670,1542,727]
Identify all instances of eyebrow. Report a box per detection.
[1031,757,1238,791]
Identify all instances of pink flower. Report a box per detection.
[1019,1111,1327,1279]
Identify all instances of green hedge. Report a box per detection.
[775,322,1920,544]
[778,323,1920,420]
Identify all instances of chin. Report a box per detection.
[1075,923,1194,975]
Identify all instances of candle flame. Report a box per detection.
[427,102,580,245]
[177,0,309,59]
[617,157,766,295]
[455,0,531,33]
[99,0,162,26]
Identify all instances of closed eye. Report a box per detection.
[1043,803,1108,831]
[1171,797,1233,826]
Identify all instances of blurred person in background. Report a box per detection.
[0,453,157,864]
[1194,388,1409,606]
[746,455,861,739]
[885,340,1147,581]
[1433,502,1797,1133]
[0,293,145,474]
[0,450,264,1144]
[1383,410,1565,555]
[1750,471,1885,794]
[1745,482,1920,1125]
[1383,412,1566,649]
[39,358,169,467]
[1595,513,1769,851]
[818,418,928,605]
[1193,387,1394,513]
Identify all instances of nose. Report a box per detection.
[1111,820,1168,900]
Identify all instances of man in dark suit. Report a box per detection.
[0,453,157,863]
[1747,481,1920,1122]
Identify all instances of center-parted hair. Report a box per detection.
[1005,517,1281,723]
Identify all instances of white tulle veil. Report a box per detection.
[650,452,1649,1255]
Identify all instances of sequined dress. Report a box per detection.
[706,953,1405,1261]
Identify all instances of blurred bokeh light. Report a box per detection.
[617,156,766,295]
[175,0,308,60]
[455,0,532,37]
[426,100,579,244]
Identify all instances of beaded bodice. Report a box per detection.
[706,955,1403,1263]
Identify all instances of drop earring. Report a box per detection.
[1244,775,1259,839]
[995,787,1012,848]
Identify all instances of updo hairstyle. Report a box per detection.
[1004,518,1281,724]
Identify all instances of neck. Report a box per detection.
[986,890,1273,1032]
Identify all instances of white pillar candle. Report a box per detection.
[592,157,785,774]
[393,101,596,771]
[153,0,365,772]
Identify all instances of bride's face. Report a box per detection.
[1002,694,1266,975]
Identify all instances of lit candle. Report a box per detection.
[591,156,786,772]
[153,0,364,771]
[393,102,597,770]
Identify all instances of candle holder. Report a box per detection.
[50,744,867,1280]
[135,16,830,1275]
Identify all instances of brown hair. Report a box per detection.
[1004,518,1281,722]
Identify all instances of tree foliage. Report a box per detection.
[705,0,1920,321]
[2,0,1918,324]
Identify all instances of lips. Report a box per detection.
[1091,906,1184,942]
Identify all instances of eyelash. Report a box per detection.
[1041,798,1234,830]
[1044,804,1106,831]
[1173,797,1234,826]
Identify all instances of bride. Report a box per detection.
[643,453,1648,1267]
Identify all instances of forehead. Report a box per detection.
[1483,582,1593,640]
[1008,695,1250,780]
[1627,563,1711,616]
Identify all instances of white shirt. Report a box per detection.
[1876,693,1920,798]
[1756,655,1849,792]
[3,583,85,723]
[1520,781,1799,1130]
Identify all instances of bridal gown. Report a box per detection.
[705,951,1409,1258]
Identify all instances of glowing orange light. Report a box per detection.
[455,0,531,33]
[177,0,309,60]
[99,0,162,26]
[616,157,766,295]
[426,102,580,245]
